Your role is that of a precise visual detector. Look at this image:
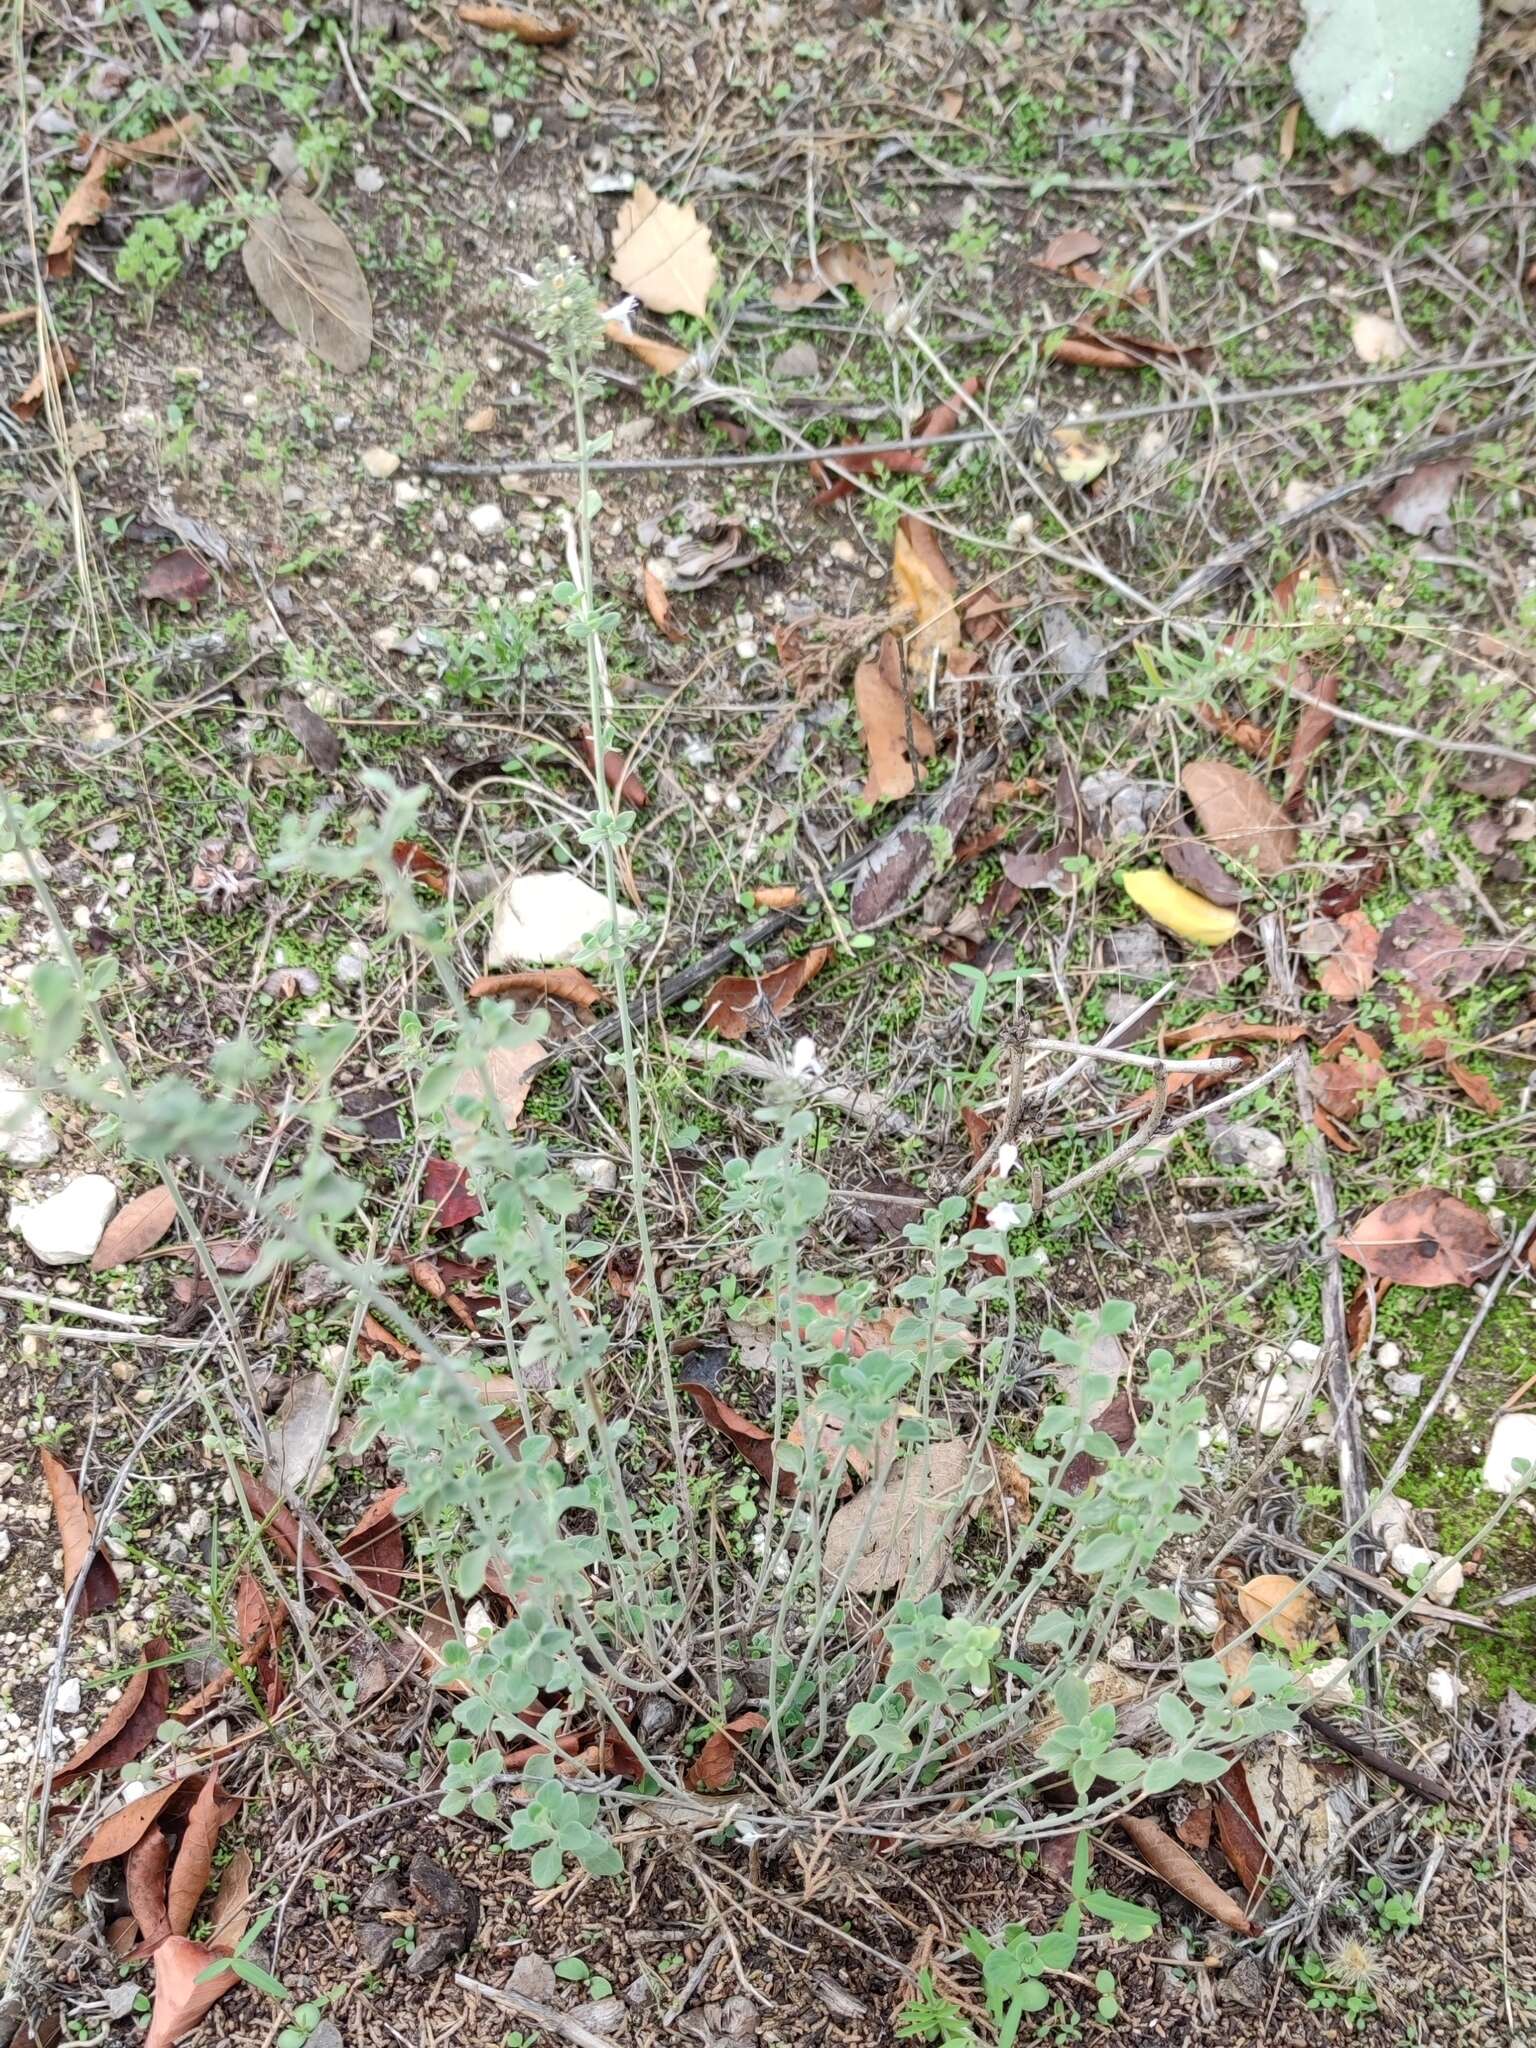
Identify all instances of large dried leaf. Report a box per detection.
[444,1044,544,1141]
[39,1448,119,1618]
[467,967,603,1008]
[770,240,898,315]
[1337,1188,1502,1288]
[263,1371,334,1495]
[1378,458,1466,540]
[1181,760,1298,876]
[46,148,113,276]
[822,1438,981,1599]
[1036,229,1104,271]
[167,1774,231,1936]
[141,552,212,609]
[1237,1572,1338,1651]
[455,2,573,39]
[76,1776,203,1875]
[702,946,830,1041]
[241,188,373,373]
[1377,897,1523,999]
[603,319,690,377]
[146,1937,237,2048]
[848,762,982,929]
[681,1378,789,1498]
[1117,1814,1256,1936]
[685,1711,768,1792]
[206,1849,252,1952]
[12,343,79,422]
[610,182,717,319]
[54,1638,171,1788]
[855,632,934,804]
[1314,909,1380,1000]
[126,1827,173,1951]
[891,516,960,664]
[1213,1760,1272,1900]
[235,1469,343,1599]
[91,1186,178,1272]
[338,1486,408,1607]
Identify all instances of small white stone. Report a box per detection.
[1384,1371,1422,1401]
[1299,1656,1352,1707]
[1482,1412,1536,1496]
[0,1076,58,1166]
[1369,1491,1414,1555]
[54,1677,80,1715]
[1300,1434,1329,1457]
[1376,1341,1401,1369]
[1390,1542,1464,1604]
[154,1481,176,1508]
[333,941,369,986]
[1106,1635,1137,1669]
[1425,1669,1461,1714]
[491,111,515,141]
[1474,1175,1498,1206]
[361,446,400,481]
[10,1175,118,1266]
[409,563,440,595]
[1286,1339,1323,1368]
[0,850,50,887]
[571,1156,618,1193]
[1368,1402,1395,1426]
[1180,1588,1220,1634]
[393,479,425,509]
[466,503,505,539]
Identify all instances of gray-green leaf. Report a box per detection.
[1290,0,1481,155]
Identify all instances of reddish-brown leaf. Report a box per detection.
[1117,1813,1257,1936]
[359,1311,422,1364]
[200,1239,261,1274]
[170,1568,286,1722]
[234,1470,344,1599]
[1444,1058,1501,1115]
[643,562,684,642]
[146,1936,238,2048]
[1311,1029,1386,1123]
[1174,1798,1212,1850]
[455,2,573,39]
[167,1773,231,1937]
[1036,229,1104,272]
[1314,911,1380,1001]
[1060,1389,1138,1495]
[1314,1103,1360,1153]
[810,441,929,507]
[12,343,80,422]
[338,1486,407,1607]
[702,946,831,1041]
[91,1186,177,1271]
[1213,1759,1271,1899]
[76,1775,204,1876]
[46,149,113,276]
[39,1449,120,1619]
[684,1711,768,1792]
[1378,898,1526,1000]
[681,1379,790,1498]
[393,838,449,894]
[1282,671,1340,808]
[142,551,212,607]
[1181,760,1298,876]
[1318,856,1387,919]
[1337,1189,1503,1289]
[205,1848,252,1952]
[54,1638,171,1789]
[577,730,647,809]
[1050,326,1213,373]
[1194,700,1270,758]
[912,376,980,445]
[854,632,935,803]
[422,1156,482,1229]
[1346,1274,1389,1358]
[466,967,604,1008]
[126,1826,173,1951]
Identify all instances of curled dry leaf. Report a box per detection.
[146,1936,237,2048]
[752,885,802,911]
[455,2,573,39]
[467,966,603,1009]
[685,1711,768,1792]
[1237,1572,1338,1651]
[1282,671,1341,807]
[702,945,830,1041]
[47,151,113,275]
[1160,818,1245,910]
[205,1848,252,1952]
[1314,910,1379,1000]
[167,1772,233,1937]
[1213,1760,1272,1899]
[1181,760,1299,876]
[681,1378,789,1498]
[393,838,449,894]
[1338,1188,1502,1288]
[127,1826,173,1950]
[338,1486,408,1607]
[241,187,373,374]
[770,239,899,315]
[891,515,960,663]
[610,181,717,320]
[603,319,690,377]
[40,1448,120,1618]
[1444,1058,1501,1116]
[12,343,80,423]
[91,1185,177,1271]
[54,1637,172,1788]
[1117,1814,1256,1936]
[855,632,935,804]
[1060,1388,1139,1496]
[1194,698,1270,759]
[643,560,685,641]
[141,550,211,607]
[1050,326,1213,372]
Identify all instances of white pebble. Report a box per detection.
[466,503,505,539]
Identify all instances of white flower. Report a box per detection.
[789,1036,822,1079]
[986,1201,1024,1231]
[995,1140,1019,1180]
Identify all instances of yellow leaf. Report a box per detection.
[1237,1572,1339,1652]
[891,515,960,664]
[603,320,691,377]
[1041,424,1113,485]
[610,182,718,321]
[1122,869,1240,946]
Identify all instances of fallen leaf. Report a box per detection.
[206,1849,252,1952]
[40,1449,120,1619]
[604,320,690,377]
[241,187,373,373]
[1282,671,1341,807]
[12,344,80,422]
[455,2,573,39]
[1194,698,1270,758]
[1060,1388,1139,1495]
[1377,458,1467,540]
[91,1186,177,1271]
[127,1826,173,1950]
[1174,1799,1213,1851]
[891,516,960,663]
[1040,604,1107,699]
[263,1371,333,1494]
[855,632,935,803]
[1454,751,1531,800]
[1312,1031,1386,1122]
[611,181,717,320]
[1036,229,1104,271]
[1376,897,1522,999]
[280,692,342,774]
[1181,760,1298,875]
[770,239,899,315]
[76,1777,203,1876]
[1314,910,1380,1000]
[643,560,685,641]
[101,116,204,166]
[1237,1572,1338,1651]
[1351,311,1407,364]
[809,438,928,507]
[685,1711,768,1792]
[1042,423,1113,484]
[359,1310,422,1364]
[393,838,449,894]
[1213,1760,1271,1898]
[1117,1815,1256,1936]
[464,405,496,433]
[167,1774,229,1936]
[467,967,603,1008]
[1338,1189,1503,1288]
[46,150,113,276]
[822,1438,981,1599]
[423,1157,482,1229]
[444,1044,544,1139]
[338,1486,407,1607]
[54,1638,171,1789]
[577,730,646,809]
[141,551,211,607]
[235,1470,344,1600]
[751,885,802,911]
[1121,869,1240,947]
[1160,819,1245,909]
[146,1937,237,2048]
[681,1379,789,1497]
[1050,326,1212,372]
[849,759,982,929]
[0,302,39,329]
[1444,1058,1501,1115]
[702,946,830,1041]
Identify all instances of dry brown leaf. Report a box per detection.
[603,319,690,377]
[685,1711,768,1792]
[166,1773,229,1936]
[1035,229,1104,271]
[146,1936,237,2048]
[1311,1025,1387,1123]
[445,1044,544,1141]
[701,946,830,1041]
[205,1849,252,1952]
[1181,760,1298,876]
[681,1380,789,1497]
[91,1186,177,1271]
[40,1448,120,1619]
[467,967,603,1008]
[127,1827,173,1951]
[769,239,899,315]
[1194,698,1270,758]
[46,150,112,277]
[76,1776,203,1876]
[611,182,717,320]
[1337,1189,1502,1288]
[855,632,935,804]
[338,1486,407,1607]
[1378,457,1467,539]
[241,187,373,373]
[1117,1814,1257,1936]
[1444,1057,1501,1115]
[235,1469,344,1599]
[393,838,449,895]
[891,515,961,663]
[0,303,39,329]
[455,2,573,39]
[822,1437,981,1599]
[751,885,801,911]
[1314,910,1380,1000]
[54,1638,171,1789]
[643,560,684,641]
[1051,326,1213,372]
[12,344,80,423]
[577,729,647,809]
[1282,671,1341,807]
[1213,1760,1272,1899]
[101,116,204,165]
[1237,1572,1339,1651]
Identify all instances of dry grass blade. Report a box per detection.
[39,1448,120,1618]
